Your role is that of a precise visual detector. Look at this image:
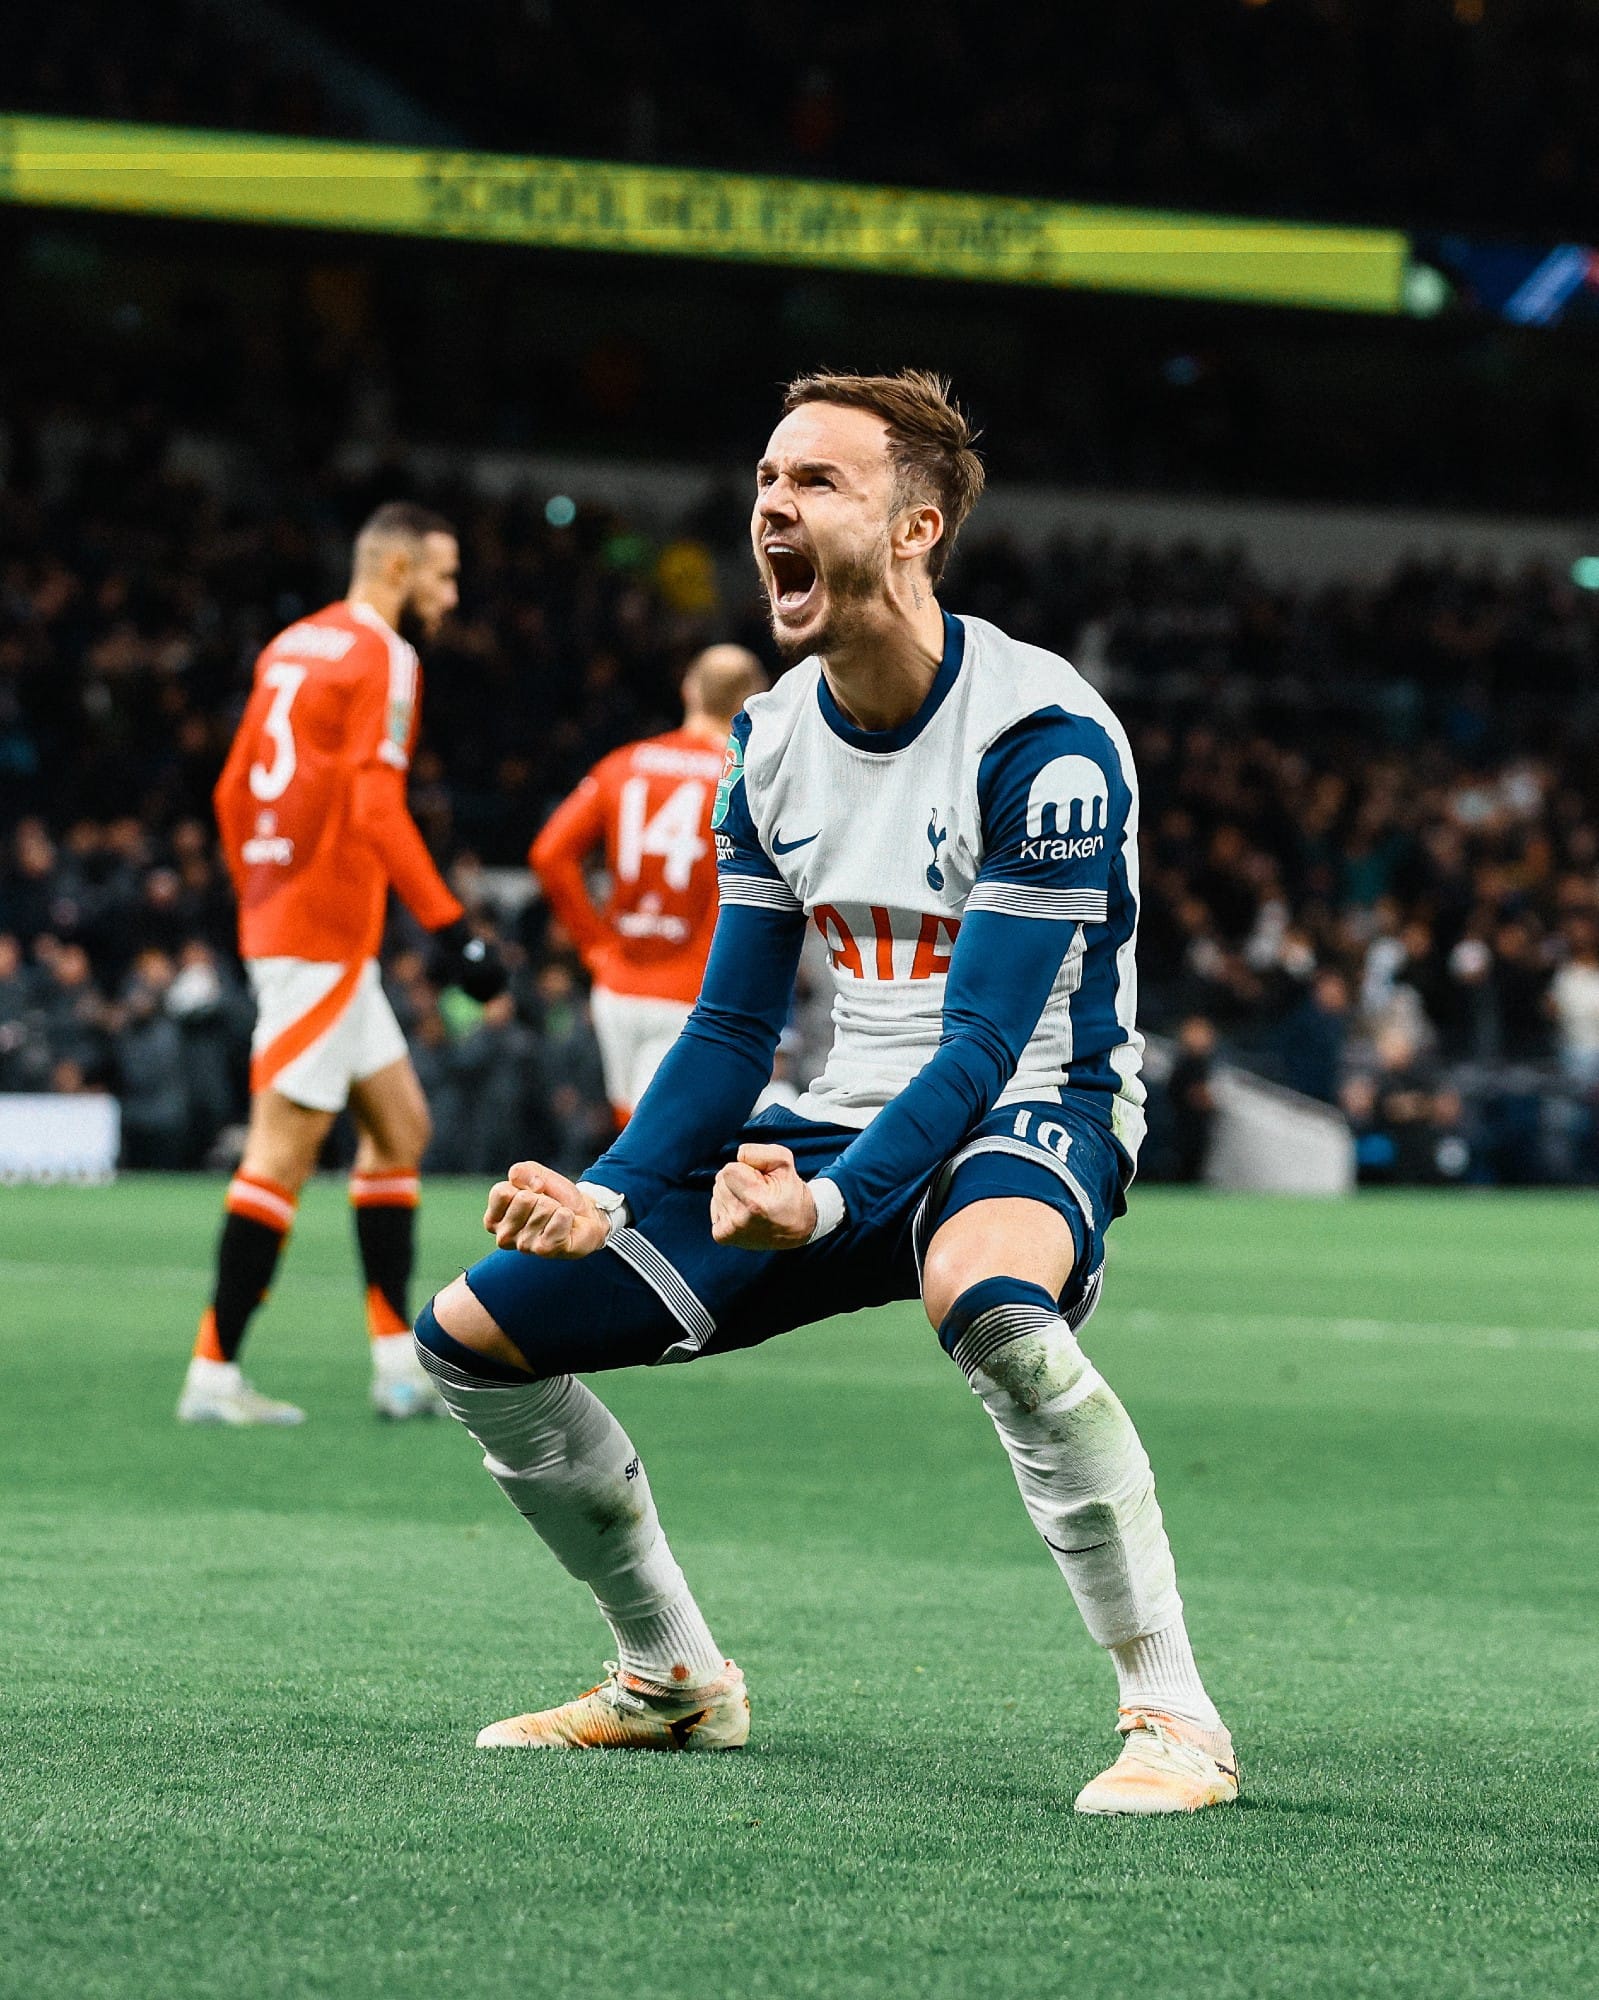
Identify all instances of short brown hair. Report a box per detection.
[782,369,984,585]
[358,500,455,542]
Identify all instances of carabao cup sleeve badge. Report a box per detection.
[712,732,743,829]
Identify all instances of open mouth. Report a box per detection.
[763,542,818,614]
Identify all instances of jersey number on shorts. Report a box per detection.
[249,663,309,802]
[616,778,707,892]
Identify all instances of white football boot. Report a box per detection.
[1074,1709,1240,1815]
[476,1661,750,1751]
[177,1357,305,1427]
[369,1338,446,1420]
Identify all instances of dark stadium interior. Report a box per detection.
[17,0,1599,235]
[9,206,1599,514]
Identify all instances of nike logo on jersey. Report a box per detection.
[772,828,820,854]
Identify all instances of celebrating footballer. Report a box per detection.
[415,371,1238,1815]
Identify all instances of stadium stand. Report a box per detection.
[3,369,1597,1183]
[9,0,350,138]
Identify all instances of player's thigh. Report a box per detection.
[588,986,636,1109]
[590,988,690,1114]
[438,1241,696,1379]
[240,1088,336,1192]
[349,1054,431,1167]
[430,1274,537,1375]
[630,1017,688,1108]
[918,1104,1125,1330]
[249,958,404,1123]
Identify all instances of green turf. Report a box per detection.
[2,1179,1596,1999]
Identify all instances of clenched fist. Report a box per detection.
[710,1143,817,1251]
[485,1161,610,1259]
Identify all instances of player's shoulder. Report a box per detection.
[959,615,1112,725]
[957,614,1131,765]
[262,600,358,659]
[736,660,818,756]
[622,727,727,782]
[261,601,403,684]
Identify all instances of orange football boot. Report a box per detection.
[1074,1708,1239,1815]
[476,1661,749,1751]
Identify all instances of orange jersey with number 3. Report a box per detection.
[213,600,462,963]
[530,729,726,1003]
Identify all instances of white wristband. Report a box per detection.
[576,1182,630,1238]
[806,1176,846,1243]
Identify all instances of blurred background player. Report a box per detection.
[530,645,767,1123]
[179,502,506,1427]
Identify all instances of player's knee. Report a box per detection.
[414,1283,530,1384]
[936,1275,1095,1414]
[240,1135,318,1195]
[369,1104,430,1172]
[920,1234,975,1332]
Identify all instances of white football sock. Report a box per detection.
[1110,1621,1221,1732]
[952,1293,1219,1721]
[370,1330,419,1379]
[185,1356,239,1385]
[417,1347,725,1687]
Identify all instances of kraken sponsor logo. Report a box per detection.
[1021,755,1109,861]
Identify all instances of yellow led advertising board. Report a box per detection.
[0,115,1408,314]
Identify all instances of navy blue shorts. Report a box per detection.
[462,1096,1128,1378]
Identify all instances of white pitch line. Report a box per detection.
[0,1259,363,1296]
[1116,1306,1599,1355]
[1,1261,1596,1356]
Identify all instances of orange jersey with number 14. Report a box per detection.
[213,600,462,963]
[530,729,726,1003]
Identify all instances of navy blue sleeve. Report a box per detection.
[587,712,805,1215]
[819,708,1129,1223]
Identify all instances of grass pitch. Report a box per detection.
[2,1178,1596,2000]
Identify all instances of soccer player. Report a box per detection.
[179,502,504,1428]
[414,376,1239,1815]
[530,645,767,1123]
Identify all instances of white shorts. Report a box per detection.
[589,986,693,1116]
[246,957,408,1113]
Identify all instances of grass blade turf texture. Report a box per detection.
[2,1179,1596,1999]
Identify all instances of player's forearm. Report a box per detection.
[350,768,463,931]
[531,851,609,959]
[212,769,251,896]
[588,902,804,1214]
[530,787,610,959]
[818,908,1068,1225]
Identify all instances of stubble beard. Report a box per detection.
[397,599,433,647]
[767,536,890,666]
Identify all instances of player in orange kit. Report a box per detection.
[531,645,767,1121]
[179,502,505,1427]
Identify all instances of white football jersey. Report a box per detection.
[713,613,1146,1163]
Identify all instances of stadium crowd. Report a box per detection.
[17,0,1598,238]
[3,394,1599,1184]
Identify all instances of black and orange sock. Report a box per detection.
[195,1172,298,1363]
[351,1170,420,1341]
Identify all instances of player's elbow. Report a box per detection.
[938,1017,1022,1114]
[682,1003,778,1074]
[348,773,400,847]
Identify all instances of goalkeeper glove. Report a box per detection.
[428,917,508,1003]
